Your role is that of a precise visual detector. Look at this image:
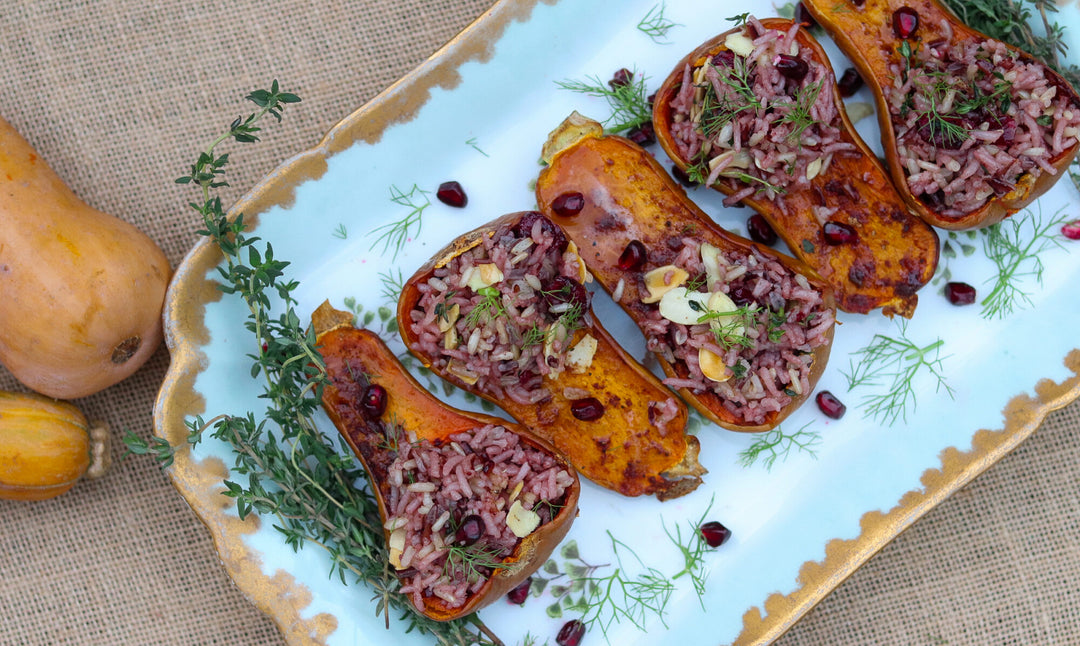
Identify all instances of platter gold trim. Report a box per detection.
[152,0,1080,643]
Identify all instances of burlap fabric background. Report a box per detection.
[1,1,1078,644]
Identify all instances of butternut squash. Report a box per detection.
[0,115,171,398]
[397,211,705,499]
[313,302,579,621]
[800,0,1080,229]
[0,390,110,501]
[651,18,940,316]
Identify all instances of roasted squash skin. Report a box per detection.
[313,302,579,622]
[0,115,171,398]
[799,0,1080,229]
[397,212,705,500]
[0,390,109,501]
[652,18,939,317]
[536,119,836,433]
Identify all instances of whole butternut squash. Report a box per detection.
[0,115,171,398]
[0,390,110,501]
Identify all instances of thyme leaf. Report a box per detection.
[142,80,501,646]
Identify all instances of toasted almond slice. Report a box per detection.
[724,33,755,57]
[465,263,504,291]
[706,291,745,339]
[806,157,824,181]
[506,500,541,538]
[698,347,732,383]
[443,325,459,350]
[700,243,723,291]
[658,288,711,325]
[437,303,460,333]
[565,333,598,373]
[566,240,588,284]
[642,265,689,304]
[446,360,479,385]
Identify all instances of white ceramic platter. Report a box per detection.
[154,1,1080,644]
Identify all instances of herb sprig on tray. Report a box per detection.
[555,69,652,134]
[124,81,502,646]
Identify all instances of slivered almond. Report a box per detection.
[658,288,711,325]
[565,333,598,373]
[506,500,541,538]
[706,291,744,339]
[724,33,755,57]
[642,265,689,304]
[437,303,460,333]
[698,347,731,383]
[464,263,504,291]
[700,243,723,290]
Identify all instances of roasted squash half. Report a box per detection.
[397,211,705,499]
[536,115,837,432]
[652,17,939,316]
[800,0,1080,229]
[313,302,579,621]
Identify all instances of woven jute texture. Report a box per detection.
[1,1,1078,645]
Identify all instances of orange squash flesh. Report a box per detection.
[536,121,836,433]
[799,0,1080,229]
[312,302,580,622]
[652,18,940,317]
[397,212,705,499]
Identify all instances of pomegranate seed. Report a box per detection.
[507,577,531,605]
[823,221,857,245]
[551,191,585,217]
[711,50,735,68]
[617,240,648,271]
[513,212,568,253]
[837,68,863,98]
[571,397,605,422]
[626,121,656,147]
[699,521,731,547]
[892,7,919,39]
[747,214,778,246]
[775,54,809,81]
[361,384,388,418]
[796,2,818,28]
[455,515,485,546]
[541,275,589,311]
[945,281,976,305]
[1062,219,1080,240]
[556,619,586,646]
[436,181,468,208]
[671,164,698,187]
[609,68,633,89]
[815,390,847,419]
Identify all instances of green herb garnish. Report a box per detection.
[980,204,1071,320]
[637,2,680,44]
[367,183,431,260]
[738,422,820,470]
[556,68,652,134]
[464,286,505,327]
[842,320,954,426]
[126,81,502,646]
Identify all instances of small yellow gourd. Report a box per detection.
[0,390,110,501]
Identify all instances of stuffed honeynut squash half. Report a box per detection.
[536,114,837,433]
[801,0,1080,229]
[397,211,706,500]
[652,16,940,317]
[313,302,580,622]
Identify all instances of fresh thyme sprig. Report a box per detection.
[126,81,501,646]
[637,2,680,44]
[842,320,954,426]
[555,68,652,134]
[980,204,1070,320]
[737,422,820,470]
[368,184,431,260]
